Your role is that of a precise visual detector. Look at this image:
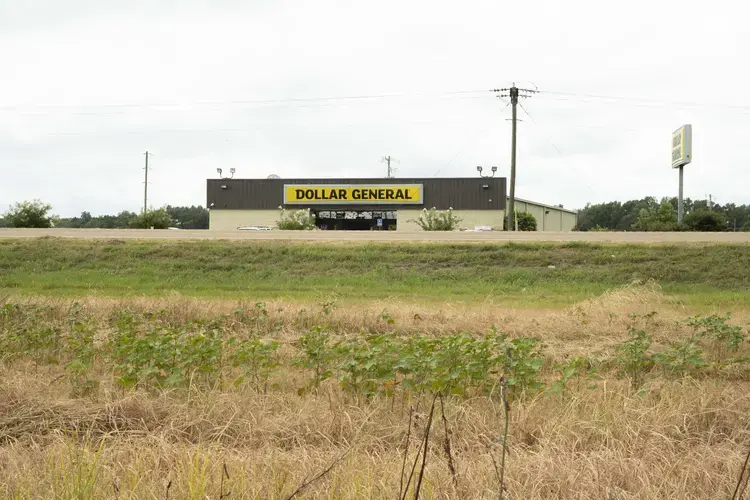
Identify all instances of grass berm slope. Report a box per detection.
[1,238,749,306]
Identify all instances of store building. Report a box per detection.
[206,177,577,231]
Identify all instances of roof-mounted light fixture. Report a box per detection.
[477,165,497,178]
[217,167,236,179]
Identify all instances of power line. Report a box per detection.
[539,90,750,114]
[0,89,491,114]
[431,122,499,178]
[10,114,490,138]
[6,86,750,115]
[8,94,495,117]
[517,102,599,200]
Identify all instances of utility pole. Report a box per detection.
[494,84,537,231]
[382,156,398,178]
[143,151,152,213]
[708,194,713,210]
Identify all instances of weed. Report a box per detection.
[379,311,395,327]
[335,333,399,398]
[652,336,708,377]
[320,300,337,315]
[64,309,99,396]
[499,336,545,397]
[613,326,654,388]
[688,314,745,369]
[549,356,599,396]
[293,326,336,393]
[231,337,281,391]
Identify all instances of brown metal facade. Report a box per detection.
[207,177,507,211]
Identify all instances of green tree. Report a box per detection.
[632,199,678,231]
[742,221,750,232]
[3,200,56,228]
[682,209,726,232]
[576,201,623,231]
[130,208,173,229]
[577,197,750,232]
[165,205,209,229]
[56,211,94,229]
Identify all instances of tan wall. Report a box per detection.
[209,210,279,231]
[401,207,577,231]
[398,210,507,231]
[210,207,577,232]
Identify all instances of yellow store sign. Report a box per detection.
[283,184,423,205]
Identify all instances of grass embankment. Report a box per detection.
[2,239,750,498]
[1,238,750,307]
[1,288,749,499]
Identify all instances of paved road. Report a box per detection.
[2,228,750,243]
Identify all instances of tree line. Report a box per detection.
[575,197,750,232]
[2,197,749,232]
[0,201,208,229]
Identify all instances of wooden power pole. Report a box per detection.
[493,84,536,231]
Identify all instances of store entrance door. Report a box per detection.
[314,210,397,230]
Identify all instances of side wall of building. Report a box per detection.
[512,201,576,231]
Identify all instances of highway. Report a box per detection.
[2,228,750,243]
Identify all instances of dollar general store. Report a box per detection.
[206,177,577,231]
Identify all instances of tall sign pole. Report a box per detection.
[678,165,684,222]
[143,151,151,214]
[671,125,692,223]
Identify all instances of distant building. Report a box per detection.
[207,177,577,231]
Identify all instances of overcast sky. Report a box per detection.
[1,0,749,217]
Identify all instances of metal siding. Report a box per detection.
[207,178,506,211]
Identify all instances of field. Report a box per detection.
[1,238,749,499]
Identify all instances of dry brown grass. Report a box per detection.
[1,283,749,499]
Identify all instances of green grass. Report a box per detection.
[1,238,749,307]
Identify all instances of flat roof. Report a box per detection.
[514,197,578,214]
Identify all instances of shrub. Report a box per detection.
[277,208,316,230]
[502,211,537,231]
[3,199,56,228]
[130,208,173,229]
[516,212,537,231]
[410,207,462,231]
